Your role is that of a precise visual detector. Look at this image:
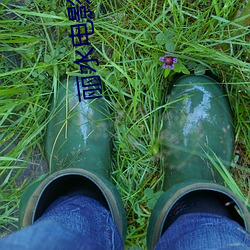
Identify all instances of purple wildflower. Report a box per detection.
[159,53,177,70]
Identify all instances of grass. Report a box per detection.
[0,0,250,248]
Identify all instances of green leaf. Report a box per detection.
[194,64,207,75]
[44,54,52,63]
[155,190,164,199]
[173,62,182,73]
[174,62,190,75]
[147,198,158,209]
[155,32,167,45]
[186,61,197,70]
[144,188,154,198]
[39,75,45,80]
[164,28,174,39]
[182,67,190,75]
[146,191,164,209]
[32,71,38,77]
[165,41,175,52]
[156,28,175,51]
[38,67,44,74]
[164,67,171,77]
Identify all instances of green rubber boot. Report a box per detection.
[19,78,127,242]
[147,75,250,249]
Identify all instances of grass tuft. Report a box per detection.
[0,0,249,248]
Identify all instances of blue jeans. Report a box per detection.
[0,196,123,250]
[156,213,250,250]
[0,196,249,249]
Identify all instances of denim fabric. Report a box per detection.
[156,213,250,250]
[0,196,123,250]
[1,197,250,250]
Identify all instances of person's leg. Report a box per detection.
[17,77,127,248]
[147,75,250,249]
[0,195,123,250]
[155,213,250,250]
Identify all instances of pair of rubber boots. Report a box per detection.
[19,75,250,249]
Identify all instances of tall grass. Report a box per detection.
[0,0,249,248]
